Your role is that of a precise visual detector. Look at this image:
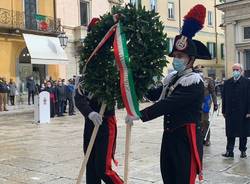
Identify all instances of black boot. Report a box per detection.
[240,151,247,158]
[222,151,234,158]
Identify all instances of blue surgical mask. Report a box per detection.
[232,70,241,79]
[172,58,186,72]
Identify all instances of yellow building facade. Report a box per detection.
[135,0,225,79]
[0,0,66,92]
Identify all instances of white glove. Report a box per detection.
[88,111,103,126]
[125,115,140,126]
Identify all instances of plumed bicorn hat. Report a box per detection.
[169,4,212,60]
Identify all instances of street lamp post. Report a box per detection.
[58,32,68,49]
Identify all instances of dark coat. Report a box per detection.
[66,84,74,99]
[9,83,17,96]
[202,77,217,112]
[56,85,66,101]
[26,79,36,92]
[222,76,250,137]
[0,82,9,93]
[140,70,204,169]
[45,87,56,103]
[141,73,204,132]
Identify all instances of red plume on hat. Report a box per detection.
[87,18,100,32]
[181,4,206,39]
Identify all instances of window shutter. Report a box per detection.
[213,43,217,59]
[221,44,224,59]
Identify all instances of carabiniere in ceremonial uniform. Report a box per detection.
[126,4,212,184]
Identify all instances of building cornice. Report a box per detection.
[0,32,23,41]
[217,0,250,12]
[235,41,250,50]
[224,14,250,23]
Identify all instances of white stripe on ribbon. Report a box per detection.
[116,24,138,117]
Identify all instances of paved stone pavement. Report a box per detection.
[0,103,33,117]
[0,102,249,184]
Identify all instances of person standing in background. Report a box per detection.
[62,79,67,113]
[26,76,36,105]
[45,81,56,118]
[0,77,5,111]
[66,79,75,116]
[53,80,59,115]
[8,79,17,106]
[56,80,66,116]
[40,83,46,92]
[202,75,218,146]
[194,65,218,146]
[222,63,250,158]
[0,77,9,111]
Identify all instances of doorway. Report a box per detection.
[32,64,46,85]
[18,47,47,93]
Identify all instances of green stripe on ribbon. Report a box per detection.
[118,23,141,117]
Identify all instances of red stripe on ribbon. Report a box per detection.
[86,24,117,64]
[113,31,133,116]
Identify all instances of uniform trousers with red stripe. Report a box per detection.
[83,116,123,184]
[160,124,203,184]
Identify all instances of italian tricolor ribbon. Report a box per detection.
[85,20,141,118]
[113,22,141,118]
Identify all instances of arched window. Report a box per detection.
[19,47,31,64]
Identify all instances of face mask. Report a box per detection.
[232,70,241,79]
[172,58,186,72]
[48,85,51,88]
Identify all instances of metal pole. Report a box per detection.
[215,0,218,64]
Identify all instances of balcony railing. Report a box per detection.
[0,8,60,34]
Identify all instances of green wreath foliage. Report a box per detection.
[80,4,168,108]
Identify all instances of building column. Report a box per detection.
[239,49,245,67]
[225,23,236,78]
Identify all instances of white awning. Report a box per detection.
[23,34,68,65]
